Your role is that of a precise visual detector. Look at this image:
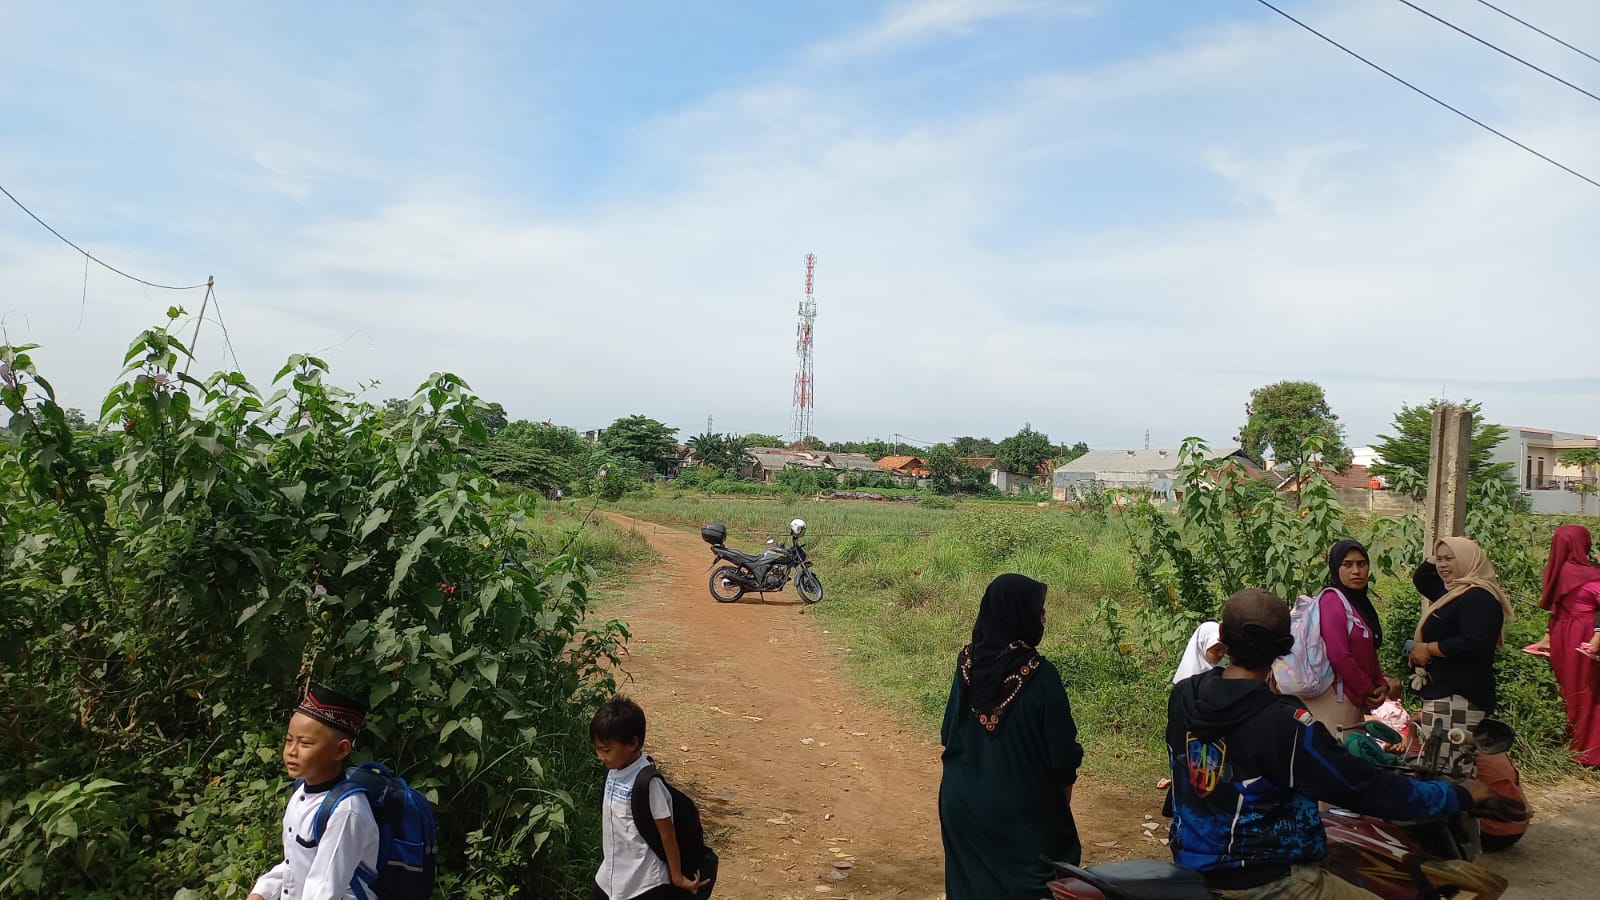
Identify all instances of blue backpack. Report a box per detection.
[302,761,438,900]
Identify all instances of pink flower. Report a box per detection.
[313,584,328,598]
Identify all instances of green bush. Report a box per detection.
[0,317,627,896]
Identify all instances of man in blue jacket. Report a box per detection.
[1167,589,1492,899]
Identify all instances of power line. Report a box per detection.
[207,284,243,373]
[0,182,210,291]
[1250,0,1600,191]
[1392,0,1600,106]
[1472,0,1600,67]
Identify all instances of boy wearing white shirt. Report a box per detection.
[590,696,708,900]
[249,684,381,900]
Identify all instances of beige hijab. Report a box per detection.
[1413,536,1513,646]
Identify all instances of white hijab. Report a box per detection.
[1173,620,1222,684]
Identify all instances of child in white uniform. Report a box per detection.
[249,683,381,900]
[590,696,708,900]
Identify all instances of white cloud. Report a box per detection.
[808,0,1092,65]
[3,0,1599,449]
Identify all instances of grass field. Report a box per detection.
[602,492,1600,790]
[608,494,1176,787]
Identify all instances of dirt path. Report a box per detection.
[595,514,1162,900]
[1480,777,1600,899]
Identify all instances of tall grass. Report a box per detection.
[524,500,656,577]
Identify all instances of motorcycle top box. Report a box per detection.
[700,522,727,546]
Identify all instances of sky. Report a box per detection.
[2,0,1599,452]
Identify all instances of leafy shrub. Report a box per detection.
[0,316,627,896]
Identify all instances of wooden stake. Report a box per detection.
[182,275,215,378]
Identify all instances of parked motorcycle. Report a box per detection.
[1044,719,1524,900]
[700,519,823,604]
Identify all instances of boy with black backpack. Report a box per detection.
[591,696,716,900]
[249,683,437,900]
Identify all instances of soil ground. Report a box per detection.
[596,513,1597,899]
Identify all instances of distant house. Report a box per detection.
[875,455,928,477]
[825,452,880,474]
[957,456,1049,494]
[1275,464,1418,516]
[1491,426,1600,515]
[749,448,807,482]
[1053,447,1260,502]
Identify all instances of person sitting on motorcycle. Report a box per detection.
[1167,589,1492,899]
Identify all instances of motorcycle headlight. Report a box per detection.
[790,518,806,537]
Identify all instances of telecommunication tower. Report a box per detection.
[790,253,817,446]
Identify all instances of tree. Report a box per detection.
[62,407,89,431]
[1238,381,1350,472]
[723,434,756,474]
[474,401,508,437]
[601,415,679,475]
[1559,448,1600,493]
[997,423,1053,476]
[500,420,589,461]
[925,442,983,495]
[686,431,726,465]
[951,436,998,457]
[1369,400,1510,491]
[1055,441,1089,464]
[743,432,785,448]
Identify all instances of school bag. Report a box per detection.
[303,760,438,900]
[630,764,719,899]
[1271,588,1363,700]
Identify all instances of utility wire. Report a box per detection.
[1472,0,1600,67]
[1392,0,1600,106]
[1251,0,1600,191]
[207,284,243,373]
[0,182,210,290]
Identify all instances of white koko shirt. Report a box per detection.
[250,780,381,900]
[597,754,674,900]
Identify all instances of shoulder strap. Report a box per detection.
[630,764,668,862]
[310,780,369,846]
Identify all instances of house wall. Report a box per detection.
[1493,431,1600,490]
[1528,490,1600,516]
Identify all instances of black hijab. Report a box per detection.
[957,573,1048,733]
[1327,539,1381,647]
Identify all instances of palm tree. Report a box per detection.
[723,435,756,477]
[686,432,726,469]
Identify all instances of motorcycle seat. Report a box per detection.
[716,548,766,567]
[1083,860,1212,900]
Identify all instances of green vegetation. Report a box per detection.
[1239,380,1352,472]
[615,444,1596,787]
[0,316,641,897]
[1370,399,1512,497]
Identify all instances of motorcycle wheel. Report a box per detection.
[796,569,824,604]
[709,566,746,603]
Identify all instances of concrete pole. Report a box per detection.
[1423,405,1472,554]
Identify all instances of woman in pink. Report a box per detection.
[1540,524,1600,766]
[1302,540,1390,734]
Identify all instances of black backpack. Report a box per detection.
[630,764,718,899]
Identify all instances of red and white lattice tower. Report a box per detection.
[790,253,817,446]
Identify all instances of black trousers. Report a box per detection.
[589,882,689,900]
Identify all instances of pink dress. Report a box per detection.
[1549,580,1600,766]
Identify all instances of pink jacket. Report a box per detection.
[1318,587,1383,705]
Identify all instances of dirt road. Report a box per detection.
[595,514,1162,900]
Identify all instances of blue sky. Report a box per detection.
[3,0,1599,450]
